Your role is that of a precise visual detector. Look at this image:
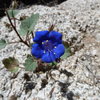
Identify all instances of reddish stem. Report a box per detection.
[5,10,30,47]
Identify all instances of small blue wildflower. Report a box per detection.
[31,31,65,63]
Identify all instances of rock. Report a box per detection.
[95,33,100,42]
[0,0,66,17]
[51,70,60,80]
[0,0,100,100]
[0,94,3,100]
[59,73,68,83]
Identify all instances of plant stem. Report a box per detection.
[48,24,55,32]
[31,32,34,38]
[5,10,30,47]
[26,31,29,42]
[11,18,20,21]
[27,34,31,46]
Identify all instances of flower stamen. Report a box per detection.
[54,53,56,55]
[42,40,54,52]
[42,42,44,44]
[54,46,56,48]
[46,40,49,42]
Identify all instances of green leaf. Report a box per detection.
[18,28,27,36]
[24,55,37,71]
[61,41,71,59]
[61,47,71,59]
[0,39,7,50]
[19,13,39,36]
[7,9,19,18]
[2,57,19,73]
[49,62,57,66]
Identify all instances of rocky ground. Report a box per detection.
[0,0,100,100]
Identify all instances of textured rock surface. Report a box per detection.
[0,0,100,100]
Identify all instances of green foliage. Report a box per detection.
[24,55,37,71]
[61,47,71,59]
[0,39,7,50]
[49,62,57,66]
[7,9,19,18]
[62,41,71,59]
[19,13,39,36]
[2,57,19,73]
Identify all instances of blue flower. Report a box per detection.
[31,31,65,63]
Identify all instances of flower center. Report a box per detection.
[42,40,54,52]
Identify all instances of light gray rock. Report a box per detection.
[0,0,100,100]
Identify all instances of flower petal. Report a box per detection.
[33,31,49,42]
[49,31,62,44]
[53,44,65,59]
[31,43,43,58]
[42,52,56,63]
